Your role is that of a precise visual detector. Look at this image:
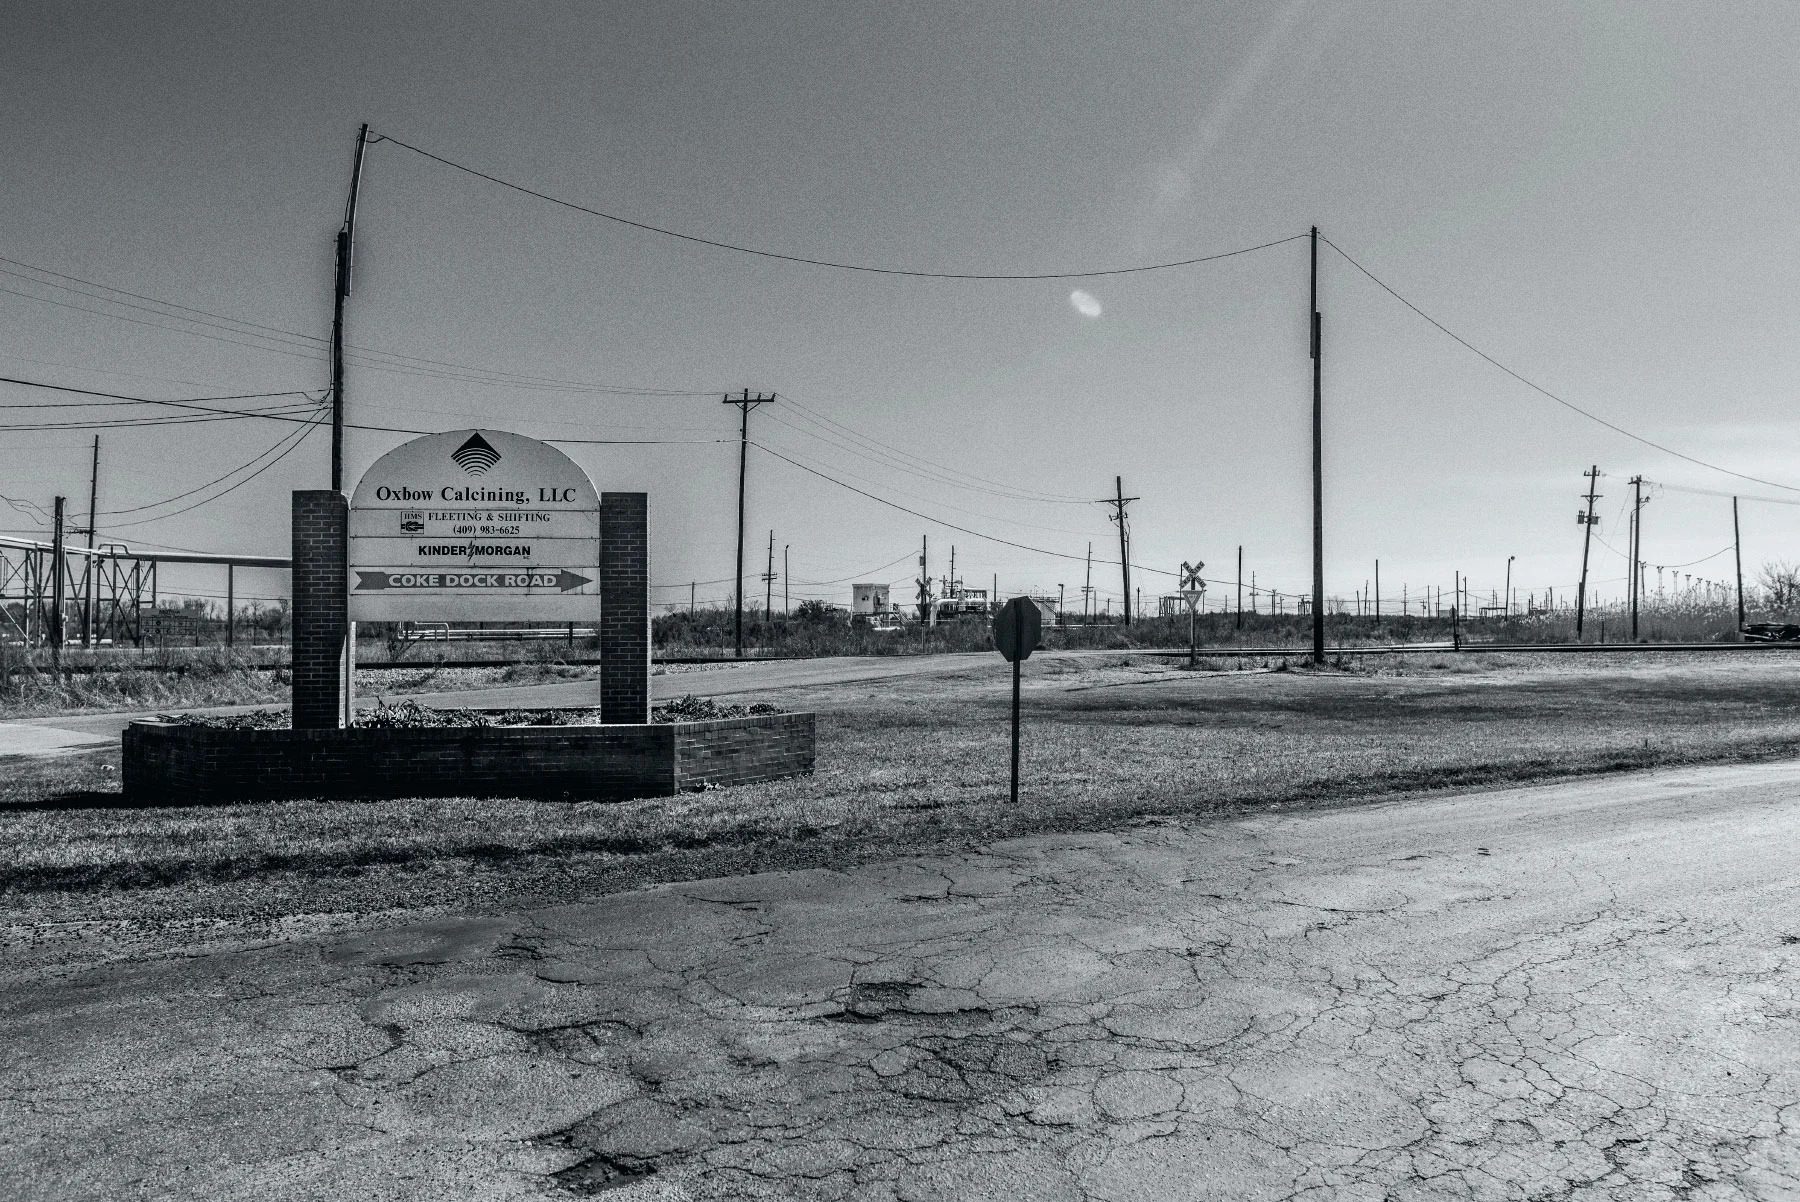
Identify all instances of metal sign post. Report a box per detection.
[1180,561,1206,667]
[993,596,1042,806]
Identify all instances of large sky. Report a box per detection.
[3,1,1798,616]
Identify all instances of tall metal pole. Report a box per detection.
[331,123,370,493]
[784,544,789,616]
[226,564,235,648]
[1630,475,1643,640]
[1575,465,1600,638]
[1733,497,1745,632]
[1374,559,1380,624]
[50,496,65,672]
[1310,226,1325,665]
[1236,545,1243,630]
[1010,653,1021,807]
[82,434,99,647]
[1505,556,1514,619]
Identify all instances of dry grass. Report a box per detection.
[0,658,613,720]
[6,652,1800,939]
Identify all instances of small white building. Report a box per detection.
[852,582,891,615]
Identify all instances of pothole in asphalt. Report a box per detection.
[552,1152,655,1195]
[819,980,917,1023]
[889,1034,1054,1102]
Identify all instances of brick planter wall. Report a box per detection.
[121,713,814,804]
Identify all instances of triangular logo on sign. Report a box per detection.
[451,432,501,476]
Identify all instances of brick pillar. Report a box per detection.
[600,492,650,724]
[292,491,348,729]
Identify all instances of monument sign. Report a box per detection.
[348,429,600,622]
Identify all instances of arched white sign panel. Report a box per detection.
[348,429,600,622]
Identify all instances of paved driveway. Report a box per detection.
[7,760,1798,1200]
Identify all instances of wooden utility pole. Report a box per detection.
[1236,545,1243,629]
[1575,465,1600,638]
[81,434,99,647]
[1310,226,1325,665]
[1374,559,1380,624]
[1083,542,1092,622]
[917,534,932,625]
[1452,570,1461,651]
[1104,476,1138,624]
[1733,497,1746,632]
[1630,475,1644,640]
[50,496,65,671]
[724,389,774,657]
[331,123,370,493]
[764,529,775,618]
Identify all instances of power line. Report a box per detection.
[748,443,1308,600]
[755,441,1092,564]
[0,253,718,397]
[790,550,918,586]
[774,391,1091,503]
[1642,479,1800,508]
[100,423,311,516]
[0,376,325,416]
[1321,236,1800,496]
[1661,545,1733,570]
[0,389,311,410]
[751,436,1102,537]
[762,409,1092,512]
[102,420,324,529]
[0,282,340,367]
[0,403,326,432]
[0,491,49,523]
[0,374,730,444]
[377,132,1305,280]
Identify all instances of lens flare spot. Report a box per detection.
[1069,290,1103,318]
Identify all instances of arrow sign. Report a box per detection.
[354,569,592,592]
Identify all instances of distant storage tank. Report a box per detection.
[852,583,891,615]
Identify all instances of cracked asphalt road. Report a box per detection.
[7,760,1800,1200]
